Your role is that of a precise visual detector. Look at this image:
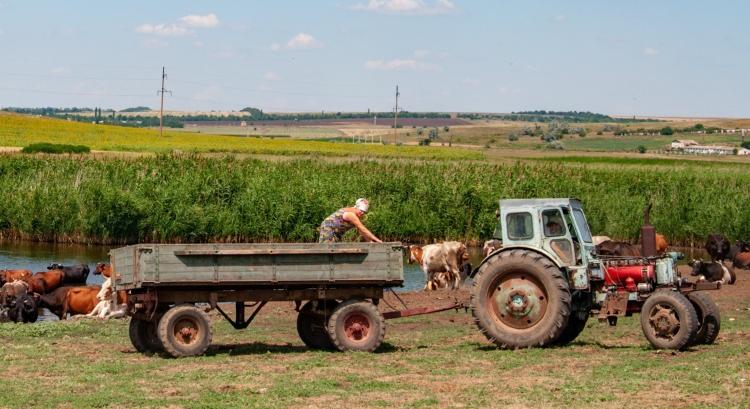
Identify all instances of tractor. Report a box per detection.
[470,198,722,350]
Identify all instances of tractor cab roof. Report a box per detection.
[499,198,582,209]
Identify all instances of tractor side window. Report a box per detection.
[542,209,566,238]
[506,212,533,240]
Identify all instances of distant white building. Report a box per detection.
[738,148,750,156]
[670,139,699,149]
[669,139,742,156]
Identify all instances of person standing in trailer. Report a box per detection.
[318,198,382,243]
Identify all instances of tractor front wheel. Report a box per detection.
[640,291,698,350]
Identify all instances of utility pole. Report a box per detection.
[393,85,400,145]
[157,66,172,137]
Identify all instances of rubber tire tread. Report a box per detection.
[157,304,213,357]
[327,299,385,352]
[297,300,338,350]
[470,249,571,349]
[640,291,699,350]
[687,292,721,345]
[129,318,152,353]
[553,313,588,346]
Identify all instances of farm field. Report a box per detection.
[1,267,748,409]
[0,113,481,161]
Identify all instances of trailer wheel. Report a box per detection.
[297,300,339,350]
[129,318,163,353]
[687,292,721,345]
[327,299,385,352]
[471,249,571,349]
[640,291,699,350]
[157,304,212,357]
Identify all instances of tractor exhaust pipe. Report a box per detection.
[641,204,657,257]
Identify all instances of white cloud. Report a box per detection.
[179,13,219,28]
[364,58,438,71]
[143,39,169,48]
[193,41,204,48]
[50,66,70,75]
[350,0,455,15]
[286,33,322,49]
[553,15,566,22]
[135,23,190,37]
[644,47,659,56]
[264,72,281,81]
[413,49,429,58]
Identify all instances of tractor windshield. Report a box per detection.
[572,208,592,243]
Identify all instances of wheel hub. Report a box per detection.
[343,313,371,342]
[649,304,679,339]
[489,273,549,329]
[174,318,199,345]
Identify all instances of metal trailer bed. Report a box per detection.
[111,242,460,357]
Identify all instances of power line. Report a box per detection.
[157,67,172,138]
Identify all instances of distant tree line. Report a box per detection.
[459,110,661,123]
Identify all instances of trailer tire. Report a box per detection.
[157,304,212,357]
[471,249,571,349]
[297,300,338,350]
[687,292,721,345]
[640,291,698,350]
[327,299,385,352]
[129,318,163,353]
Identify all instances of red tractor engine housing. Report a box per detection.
[603,264,655,291]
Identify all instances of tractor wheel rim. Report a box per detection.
[173,318,200,346]
[343,312,371,342]
[489,273,549,330]
[648,303,680,340]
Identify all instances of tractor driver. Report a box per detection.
[318,198,382,243]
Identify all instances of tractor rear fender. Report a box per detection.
[469,246,564,279]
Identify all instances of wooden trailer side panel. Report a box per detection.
[111,242,404,289]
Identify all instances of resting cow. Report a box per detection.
[690,260,736,285]
[408,242,468,290]
[61,286,101,319]
[596,241,641,257]
[705,234,731,262]
[87,277,126,319]
[592,236,612,246]
[48,263,90,285]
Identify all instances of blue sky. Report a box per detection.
[0,0,748,116]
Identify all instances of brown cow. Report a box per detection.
[596,240,641,257]
[0,269,32,285]
[94,262,113,278]
[26,270,65,294]
[734,252,750,270]
[38,286,79,318]
[61,286,101,319]
[655,234,668,254]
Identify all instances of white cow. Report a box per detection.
[408,241,468,290]
[86,277,126,319]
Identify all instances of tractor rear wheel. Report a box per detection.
[297,300,339,350]
[640,291,698,350]
[686,292,720,345]
[553,310,589,346]
[471,249,571,348]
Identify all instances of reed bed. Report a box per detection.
[0,155,746,245]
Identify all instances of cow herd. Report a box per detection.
[0,262,125,323]
[407,232,746,291]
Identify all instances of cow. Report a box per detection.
[705,234,731,262]
[48,263,90,285]
[596,240,641,257]
[0,269,32,286]
[87,277,126,319]
[1,280,38,323]
[408,242,468,290]
[482,240,502,258]
[61,286,101,319]
[26,270,66,294]
[94,262,113,278]
[690,260,736,285]
[38,286,80,318]
[729,241,750,264]
[655,233,668,254]
[734,252,750,270]
[592,236,612,246]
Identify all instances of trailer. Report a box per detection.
[112,242,458,357]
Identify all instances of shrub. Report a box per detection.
[660,127,674,136]
[546,141,565,150]
[637,145,647,154]
[741,141,750,149]
[22,143,90,154]
[508,133,518,142]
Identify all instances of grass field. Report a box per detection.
[0,113,481,161]
[1,270,748,409]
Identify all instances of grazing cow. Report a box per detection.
[87,277,126,319]
[61,286,101,319]
[705,234,731,262]
[482,240,502,258]
[26,270,66,294]
[690,260,736,285]
[94,262,113,278]
[729,241,750,264]
[1,280,37,323]
[0,269,32,286]
[408,242,468,290]
[596,240,641,257]
[48,263,90,285]
[592,236,612,246]
[38,286,80,318]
